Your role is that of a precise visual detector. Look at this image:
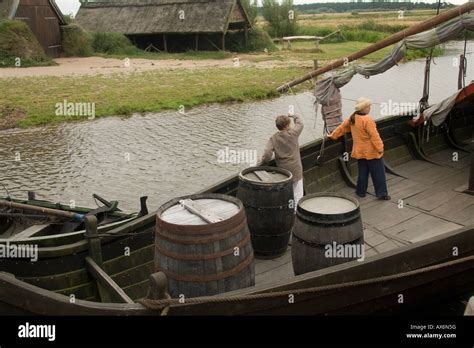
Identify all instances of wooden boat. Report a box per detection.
[0,193,152,302]
[0,194,145,247]
[0,82,473,315]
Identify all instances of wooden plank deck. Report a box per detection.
[254,147,474,287]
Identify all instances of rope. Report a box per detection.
[459,30,468,89]
[418,0,442,118]
[0,182,12,200]
[138,255,474,311]
[287,85,327,161]
[287,85,307,119]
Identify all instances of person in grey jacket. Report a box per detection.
[259,113,304,210]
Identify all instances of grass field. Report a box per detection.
[0,9,458,129]
[0,67,308,128]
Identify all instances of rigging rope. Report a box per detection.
[288,85,329,161]
[419,0,442,144]
[459,30,468,89]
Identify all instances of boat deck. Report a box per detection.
[255,147,474,287]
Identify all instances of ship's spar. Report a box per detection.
[277,1,474,93]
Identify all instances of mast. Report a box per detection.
[276,1,474,93]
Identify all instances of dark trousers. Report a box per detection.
[356,158,388,198]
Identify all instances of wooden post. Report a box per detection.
[85,216,111,303]
[163,34,168,52]
[195,34,199,51]
[313,59,319,70]
[86,216,102,264]
[467,140,474,195]
[244,23,248,47]
[147,272,171,300]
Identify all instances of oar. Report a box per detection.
[0,200,85,221]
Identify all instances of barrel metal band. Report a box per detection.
[157,253,254,282]
[155,218,247,245]
[244,204,292,210]
[296,215,361,228]
[155,233,251,261]
[293,233,363,248]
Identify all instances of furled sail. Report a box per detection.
[411,82,474,126]
[315,14,474,130]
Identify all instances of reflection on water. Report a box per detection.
[0,42,472,211]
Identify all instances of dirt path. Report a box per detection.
[0,56,306,78]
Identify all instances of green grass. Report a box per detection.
[0,67,307,128]
[0,19,54,68]
[61,24,94,57]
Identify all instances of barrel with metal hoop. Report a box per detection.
[155,193,255,298]
[292,192,364,275]
[236,166,295,259]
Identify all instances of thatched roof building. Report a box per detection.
[76,0,252,52]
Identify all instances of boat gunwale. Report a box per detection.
[0,223,473,315]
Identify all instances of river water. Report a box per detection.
[0,42,472,212]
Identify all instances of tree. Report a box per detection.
[262,0,298,38]
[241,0,258,26]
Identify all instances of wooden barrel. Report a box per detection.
[236,166,295,259]
[155,193,255,298]
[291,193,364,275]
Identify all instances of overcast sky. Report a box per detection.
[55,0,467,18]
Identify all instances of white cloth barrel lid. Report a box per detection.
[241,167,291,184]
[160,198,240,225]
[299,196,357,215]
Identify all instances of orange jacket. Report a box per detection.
[329,114,384,160]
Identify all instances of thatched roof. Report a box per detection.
[76,0,251,35]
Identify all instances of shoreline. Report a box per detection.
[0,43,448,130]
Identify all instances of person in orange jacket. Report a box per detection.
[328,98,391,200]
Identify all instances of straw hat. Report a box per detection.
[355,97,372,112]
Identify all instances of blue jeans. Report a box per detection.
[356,158,388,198]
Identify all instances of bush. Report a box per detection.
[61,24,93,57]
[91,32,140,55]
[262,0,298,38]
[226,28,277,53]
[341,29,386,43]
[0,19,51,67]
[356,20,407,34]
[318,7,336,13]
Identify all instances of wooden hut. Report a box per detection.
[76,0,252,52]
[5,0,66,57]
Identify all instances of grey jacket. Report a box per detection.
[260,115,304,182]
